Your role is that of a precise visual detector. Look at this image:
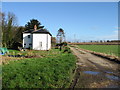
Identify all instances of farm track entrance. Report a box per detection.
[69,46,120,88]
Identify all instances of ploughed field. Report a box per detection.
[2,48,76,88]
[77,45,119,57]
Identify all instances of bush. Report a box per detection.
[63,47,71,53]
[62,42,67,46]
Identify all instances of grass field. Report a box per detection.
[2,48,77,88]
[77,45,119,57]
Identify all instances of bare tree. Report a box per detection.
[0,12,2,47]
[56,28,65,44]
[2,12,18,48]
[56,28,65,51]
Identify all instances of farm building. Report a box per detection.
[23,25,52,50]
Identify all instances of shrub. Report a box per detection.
[63,47,71,53]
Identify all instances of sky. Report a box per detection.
[2,2,118,42]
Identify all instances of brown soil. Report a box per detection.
[69,46,120,88]
[2,55,43,65]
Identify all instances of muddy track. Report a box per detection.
[69,46,120,88]
[70,67,80,89]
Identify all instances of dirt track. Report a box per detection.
[69,46,120,88]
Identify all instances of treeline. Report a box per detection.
[68,40,120,43]
[68,42,120,45]
[68,39,120,45]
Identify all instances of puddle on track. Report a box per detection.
[105,71,113,74]
[83,71,99,75]
[106,85,119,88]
[106,75,120,81]
[83,71,120,81]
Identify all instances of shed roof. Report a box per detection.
[23,29,52,36]
[23,29,34,33]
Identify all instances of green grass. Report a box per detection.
[8,49,21,53]
[2,49,77,88]
[78,45,119,57]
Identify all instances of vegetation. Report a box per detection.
[56,28,66,51]
[78,45,119,57]
[25,19,44,30]
[51,37,56,47]
[2,12,18,48]
[2,49,77,88]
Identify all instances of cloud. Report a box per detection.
[66,30,119,42]
[114,30,118,33]
[99,30,119,40]
[114,26,120,30]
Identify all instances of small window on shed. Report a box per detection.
[28,35,30,38]
[24,43,26,45]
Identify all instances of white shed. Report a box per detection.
[23,26,52,50]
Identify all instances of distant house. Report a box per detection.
[23,25,52,50]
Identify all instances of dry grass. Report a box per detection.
[89,81,110,88]
[2,56,24,65]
